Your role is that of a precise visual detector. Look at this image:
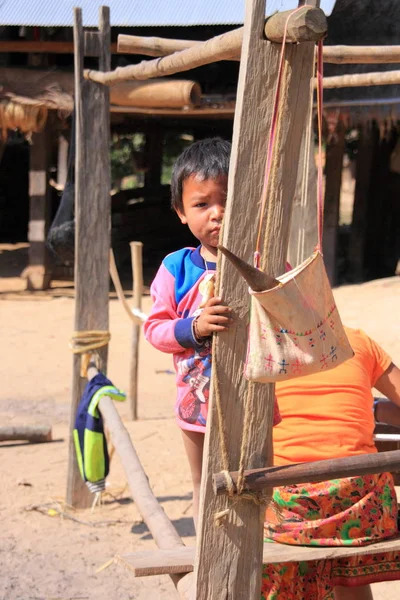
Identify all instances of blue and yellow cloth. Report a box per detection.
[74,372,125,493]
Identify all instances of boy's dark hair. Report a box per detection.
[171,137,231,212]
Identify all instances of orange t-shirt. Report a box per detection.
[273,328,392,466]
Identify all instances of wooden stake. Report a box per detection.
[213,448,400,494]
[128,242,143,421]
[323,118,346,285]
[66,6,111,509]
[193,0,318,598]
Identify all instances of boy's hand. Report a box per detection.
[195,297,232,338]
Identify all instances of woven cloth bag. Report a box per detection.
[243,35,353,383]
[244,250,353,382]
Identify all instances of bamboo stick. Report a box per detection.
[322,69,400,89]
[86,7,326,85]
[213,449,400,495]
[128,242,143,421]
[118,32,400,66]
[323,45,400,64]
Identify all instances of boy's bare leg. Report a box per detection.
[334,585,373,600]
[181,430,205,531]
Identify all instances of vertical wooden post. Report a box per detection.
[129,241,144,421]
[348,122,374,282]
[26,121,53,290]
[193,1,319,598]
[323,118,345,285]
[66,6,111,508]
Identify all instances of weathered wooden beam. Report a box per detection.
[26,121,53,291]
[0,425,52,443]
[117,535,400,576]
[128,242,143,421]
[213,449,400,495]
[322,117,345,285]
[193,0,318,598]
[86,6,326,85]
[66,6,111,509]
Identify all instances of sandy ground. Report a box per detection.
[1,257,400,599]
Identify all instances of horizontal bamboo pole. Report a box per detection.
[324,45,400,64]
[322,69,400,89]
[119,32,400,66]
[213,449,400,495]
[86,7,326,85]
[118,7,326,58]
[86,365,192,598]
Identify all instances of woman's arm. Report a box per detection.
[374,363,400,426]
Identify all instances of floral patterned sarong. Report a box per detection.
[261,472,400,599]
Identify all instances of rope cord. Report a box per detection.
[69,330,110,377]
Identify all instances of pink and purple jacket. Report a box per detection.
[144,246,281,432]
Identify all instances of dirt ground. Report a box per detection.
[1,245,400,599]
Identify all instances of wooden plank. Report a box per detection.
[26,122,52,291]
[193,1,318,598]
[117,534,400,577]
[128,242,144,421]
[213,449,400,494]
[322,117,345,285]
[66,7,111,508]
[116,547,195,578]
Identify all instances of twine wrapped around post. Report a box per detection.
[69,330,111,377]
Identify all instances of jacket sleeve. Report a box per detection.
[144,263,201,354]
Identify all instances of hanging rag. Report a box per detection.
[73,372,126,493]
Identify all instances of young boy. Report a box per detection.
[144,138,281,527]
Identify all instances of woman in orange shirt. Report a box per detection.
[262,327,400,600]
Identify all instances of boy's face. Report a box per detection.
[176,174,227,256]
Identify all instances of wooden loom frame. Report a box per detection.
[68,3,400,599]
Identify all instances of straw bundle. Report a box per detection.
[0,99,48,138]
